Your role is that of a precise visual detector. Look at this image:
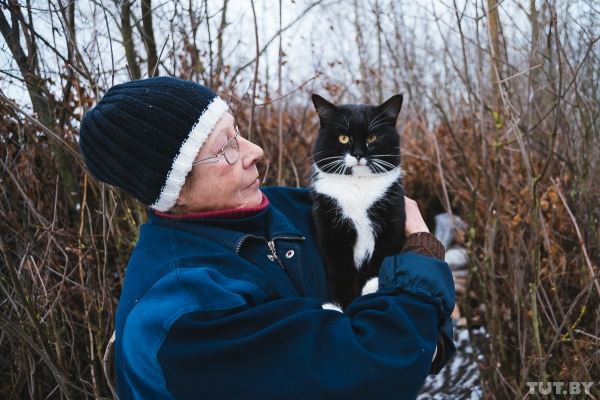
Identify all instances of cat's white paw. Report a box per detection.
[361,277,379,295]
[321,302,343,312]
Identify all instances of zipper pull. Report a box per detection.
[267,240,285,269]
[267,240,278,261]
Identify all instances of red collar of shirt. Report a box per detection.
[153,192,270,220]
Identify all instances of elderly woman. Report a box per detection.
[79,77,455,399]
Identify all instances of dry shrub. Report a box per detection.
[401,111,599,398]
[1,98,144,398]
[1,74,599,400]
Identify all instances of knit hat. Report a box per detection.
[79,77,229,212]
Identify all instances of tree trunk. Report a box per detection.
[486,0,503,109]
[141,0,158,76]
[215,0,229,88]
[121,0,141,80]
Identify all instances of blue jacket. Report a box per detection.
[115,187,455,399]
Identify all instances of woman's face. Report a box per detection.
[175,113,264,213]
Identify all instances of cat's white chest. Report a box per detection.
[312,167,401,268]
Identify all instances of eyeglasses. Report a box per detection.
[192,125,241,166]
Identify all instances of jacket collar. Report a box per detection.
[147,190,305,253]
[153,193,270,220]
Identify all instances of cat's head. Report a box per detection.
[311,94,403,177]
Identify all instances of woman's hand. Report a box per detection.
[404,196,430,235]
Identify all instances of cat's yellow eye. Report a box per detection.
[366,134,377,144]
[338,135,350,144]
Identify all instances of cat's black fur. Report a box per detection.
[310,94,406,308]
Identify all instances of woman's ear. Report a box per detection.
[171,197,187,214]
[172,176,193,213]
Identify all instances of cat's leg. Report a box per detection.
[329,268,360,309]
[321,302,343,312]
[320,240,361,308]
[312,199,361,308]
[361,277,379,295]
[359,254,384,296]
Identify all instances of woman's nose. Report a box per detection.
[239,136,264,168]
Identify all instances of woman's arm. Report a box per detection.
[120,251,455,400]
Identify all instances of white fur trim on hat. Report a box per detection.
[150,96,229,212]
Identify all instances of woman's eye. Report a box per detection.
[338,135,350,144]
[366,134,376,144]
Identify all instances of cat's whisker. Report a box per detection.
[368,122,393,132]
[335,162,346,175]
[319,159,344,171]
[378,160,398,169]
[304,151,324,162]
[334,161,347,175]
[317,157,344,166]
[367,159,381,173]
[310,165,330,177]
[330,121,350,131]
[315,160,339,167]
[370,159,393,173]
[370,161,385,174]
[368,109,389,130]
[326,162,346,174]
[316,155,346,163]
[342,113,351,130]
[368,110,391,130]
[316,161,340,170]
[371,157,395,164]
[372,158,396,166]
[372,159,397,169]
[377,162,388,172]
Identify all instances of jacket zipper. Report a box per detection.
[236,235,305,271]
[235,234,265,253]
[236,235,305,253]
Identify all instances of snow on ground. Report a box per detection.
[417,324,486,399]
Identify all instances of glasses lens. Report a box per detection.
[223,136,240,164]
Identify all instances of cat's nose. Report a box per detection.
[353,149,364,158]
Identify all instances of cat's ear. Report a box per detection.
[312,94,338,122]
[375,94,404,124]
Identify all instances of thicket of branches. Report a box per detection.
[1,0,598,398]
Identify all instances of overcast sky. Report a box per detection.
[1,0,596,113]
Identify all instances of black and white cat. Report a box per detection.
[310,94,406,309]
